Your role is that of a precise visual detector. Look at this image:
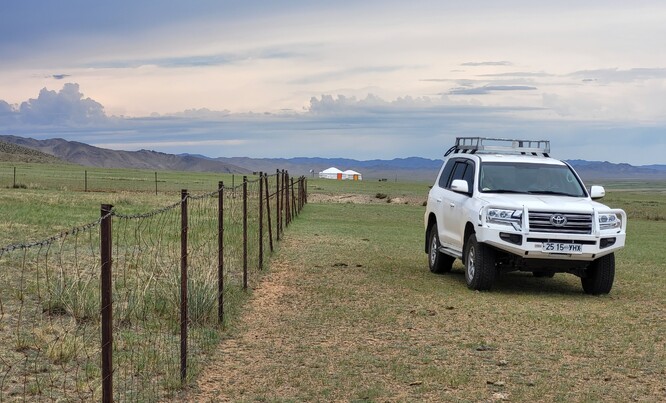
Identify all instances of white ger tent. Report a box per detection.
[342,169,362,181]
[319,167,343,180]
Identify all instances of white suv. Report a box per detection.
[424,137,627,294]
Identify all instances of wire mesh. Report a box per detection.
[0,174,307,401]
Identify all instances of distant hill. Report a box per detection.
[2,135,664,182]
[0,135,250,174]
[207,156,443,181]
[565,159,666,180]
[0,140,65,164]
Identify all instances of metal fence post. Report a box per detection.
[13,166,16,188]
[85,170,88,192]
[243,176,248,290]
[155,172,158,195]
[100,204,114,403]
[180,189,188,383]
[218,181,224,324]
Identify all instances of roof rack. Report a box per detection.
[448,137,550,157]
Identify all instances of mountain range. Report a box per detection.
[1,135,664,182]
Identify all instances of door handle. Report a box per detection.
[449,202,456,207]
[436,198,442,203]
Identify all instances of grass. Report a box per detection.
[191,189,666,402]
[0,169,284,401]
[1,162,664,401]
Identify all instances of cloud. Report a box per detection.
[478,71,552,78]
[86,47,306,69]
[461,61,513,67]
[14,83,107,125]
[569,68,666,83]
[1,85,665,165]
[449,85,537,95]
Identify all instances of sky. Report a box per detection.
[1,0,665,165]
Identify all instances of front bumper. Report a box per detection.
[476,206,627,261]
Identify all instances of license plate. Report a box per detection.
[542,243,582,254]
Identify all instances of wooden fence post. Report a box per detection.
[180,189,188,383]
[259,172,263,270]
[100,204,113,403]
[218,181,224,324]
[243,177,248,290]
[264,174,274,253]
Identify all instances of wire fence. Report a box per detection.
[1,164,258,195]
[0,170,307,402]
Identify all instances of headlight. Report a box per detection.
[487,208,523,230]
[599,213,620,230]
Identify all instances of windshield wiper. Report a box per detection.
[527,190,580,197]
[483,189,528,194]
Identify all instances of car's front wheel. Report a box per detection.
[581,253,615,295]
[464,233,496,290]
[428,226,454,273]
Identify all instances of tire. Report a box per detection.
[464,233,496,290]
[581,253,615,295]
[428,226,454,273]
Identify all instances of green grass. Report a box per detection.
[2,162,665,401]
[190,189,666,402]
[0,161,253,195]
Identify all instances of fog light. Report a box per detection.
[600,237,616,248]
[500,232,523,245]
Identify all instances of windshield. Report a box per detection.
[479,162,587,197]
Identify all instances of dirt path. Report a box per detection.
[188,242,300,401]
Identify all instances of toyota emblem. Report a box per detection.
[550,214,568,227]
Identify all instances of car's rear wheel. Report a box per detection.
[464,233,496,290]
[581,253,615,295]
[428,226,454,273]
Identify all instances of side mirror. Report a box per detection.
[590,185,605,199]
[451,179,470,194]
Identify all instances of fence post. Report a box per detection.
[218,181,224,324]
[13,166,16,188]
[155,172,158,195]
[259,172,264,270]
[180,189,188,383]
[85,170,88,192]
[284,171,290,226]
[100,204,114,403]
[276,169,281,240]
[291,177,296,219]
[264,174,274,253]
[243,176,248,290]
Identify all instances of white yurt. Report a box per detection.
[319,167,343,180]
[342,169,362,181]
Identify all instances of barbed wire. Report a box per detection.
[0,212,110,255]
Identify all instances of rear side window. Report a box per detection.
[437,159,456,188]
[438,158,475,192]
[448,160,475,193]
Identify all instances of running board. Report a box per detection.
[438,245,463,260]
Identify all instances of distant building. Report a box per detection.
[342,169,362,181]
[318,167,362,180]
[319,167,343,180]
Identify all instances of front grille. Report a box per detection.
[529,212,592,234]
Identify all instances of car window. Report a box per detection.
[447,160,475,193]
[437,159,456,188]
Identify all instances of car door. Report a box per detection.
[440,159,475,250]
[429,158,455,244]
